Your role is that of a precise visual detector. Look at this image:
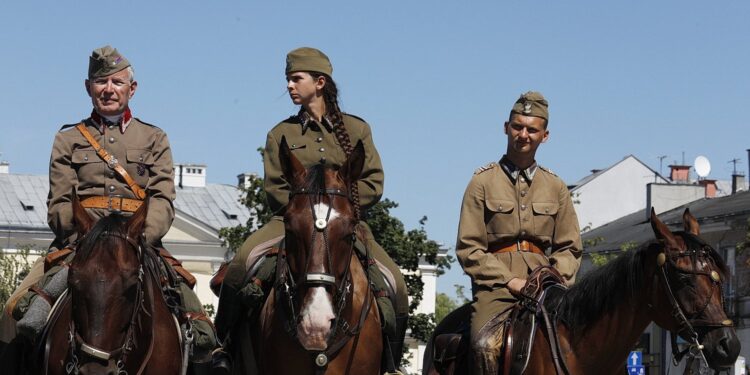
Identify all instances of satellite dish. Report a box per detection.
[694,155,711,178]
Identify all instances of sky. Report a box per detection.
[0,1,748,298]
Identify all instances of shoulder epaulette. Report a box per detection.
[539,166,558,177]
[59,124,77,132]
[474,162,498,175]
[342,113,367,124]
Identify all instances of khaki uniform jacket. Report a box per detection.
[456,160,582,292]
[264,112,384,214]
[47,116,175,248]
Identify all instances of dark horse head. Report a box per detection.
[66,193,152,374]
[648,208,740,369]
[277,135,365,352]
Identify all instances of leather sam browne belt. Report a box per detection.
[80,196,143,212]
[491,240,545,256]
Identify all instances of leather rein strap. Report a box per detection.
[75,123,147,200]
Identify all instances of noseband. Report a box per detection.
[279,186,374,371]
[655,234,733,367]
[66,231,144,375]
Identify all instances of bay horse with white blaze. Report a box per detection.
[253,137,382,374]
[36,194,182,374]
[424,208,740,374]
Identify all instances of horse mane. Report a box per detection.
[300,163,328,192]
[560,231,728,335]
[75,213,130,263]
[559,241,653,335]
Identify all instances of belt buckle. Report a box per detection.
[516,239,522,252]
[108,195,124,213]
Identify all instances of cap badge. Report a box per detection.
[523,103,532,114]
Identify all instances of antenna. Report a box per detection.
[729,158,742,175]
[694,156,711,179]
[657,155,667,177]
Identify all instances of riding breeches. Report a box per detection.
[470,287,517,375]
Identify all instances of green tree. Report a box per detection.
[0,245,33,311]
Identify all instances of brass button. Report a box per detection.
[291,144,297,148]
[139,156,144,162]
[316,137,323,143]
[107,170,115,178]
[109,137,115,143]
[108,125,114,130]
[520,190,527,197]
[520,230,526,236]
[545,208,550,213]
[319,147,325,152]
[320,157,326,163]
[109,185,116,192]
[520,204,527,211]
[83,155,89,161]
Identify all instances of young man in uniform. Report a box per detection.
[4,45,216,373]
[456,91,582,374]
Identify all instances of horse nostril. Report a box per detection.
[716,336,730,357]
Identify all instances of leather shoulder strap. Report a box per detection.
[75,123,147,200]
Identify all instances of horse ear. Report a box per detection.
[279,136,306,187]
[340,140,365,183]
[71,189,94,236]
[682,208,700,236]
[650,208,679,251]
[126,199,148,240]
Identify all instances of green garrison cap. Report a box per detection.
[285,47,333,76]
[511,91,549,121]
[88,45,131,79]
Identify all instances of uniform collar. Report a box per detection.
[500,155,538,183]
[91,108,133,134]
[298,109,334,134]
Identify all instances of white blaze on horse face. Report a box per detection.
[313,202,340,227]
[297,286,335,350]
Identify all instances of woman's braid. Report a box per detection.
[314,73,361,220]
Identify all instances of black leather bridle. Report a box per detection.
[65,231,144,375]
[653,233,733,371]
[277,186,374,373]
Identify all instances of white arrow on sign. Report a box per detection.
[630,352,638,366]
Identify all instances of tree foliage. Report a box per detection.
[0,245,33,311]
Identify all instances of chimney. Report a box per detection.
[175,163,207,187]
[0,161,8,174]
[237,172,257,189]
[732,174,746,194]
[698,179,717,198]
[669,165,691,183]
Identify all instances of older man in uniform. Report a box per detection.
[456,91,582,374]
[4,46,216,372]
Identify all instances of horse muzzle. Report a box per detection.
[701,327,740,369]
[78,361,120,375]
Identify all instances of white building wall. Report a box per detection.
[574,157,666,231]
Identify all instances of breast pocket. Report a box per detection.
[532,202,559,241]
[126,149,154,185]
[485,199,518,236]
[71,149,104,187]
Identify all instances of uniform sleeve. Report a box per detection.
[263,130,289,214]
[547,180,583,284]
[456,177,514,288]
[143,131,175,245]
[356,123,384,210]
[47,131,77,249]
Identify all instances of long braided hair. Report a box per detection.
[310,72,361,221]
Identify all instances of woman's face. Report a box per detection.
[286,72,324,107]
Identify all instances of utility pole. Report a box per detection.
[657,155,667,180]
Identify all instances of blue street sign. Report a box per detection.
[628,351,642,367]
[627,365,645,375]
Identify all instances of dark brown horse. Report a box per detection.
[424,208,740,374]
[37,194,182,374]
[252,137,382,374]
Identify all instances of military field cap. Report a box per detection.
[511,91,549,121]
[88,45,131,79]
[285,47,333,76]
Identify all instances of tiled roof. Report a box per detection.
[0,173,252,232]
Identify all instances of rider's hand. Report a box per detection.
[506,277,526,297]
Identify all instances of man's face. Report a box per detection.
[85,69,137,116]
[286,72,324,106]
[504,114,549,157]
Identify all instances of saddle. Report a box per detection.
[428,266,568,375]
